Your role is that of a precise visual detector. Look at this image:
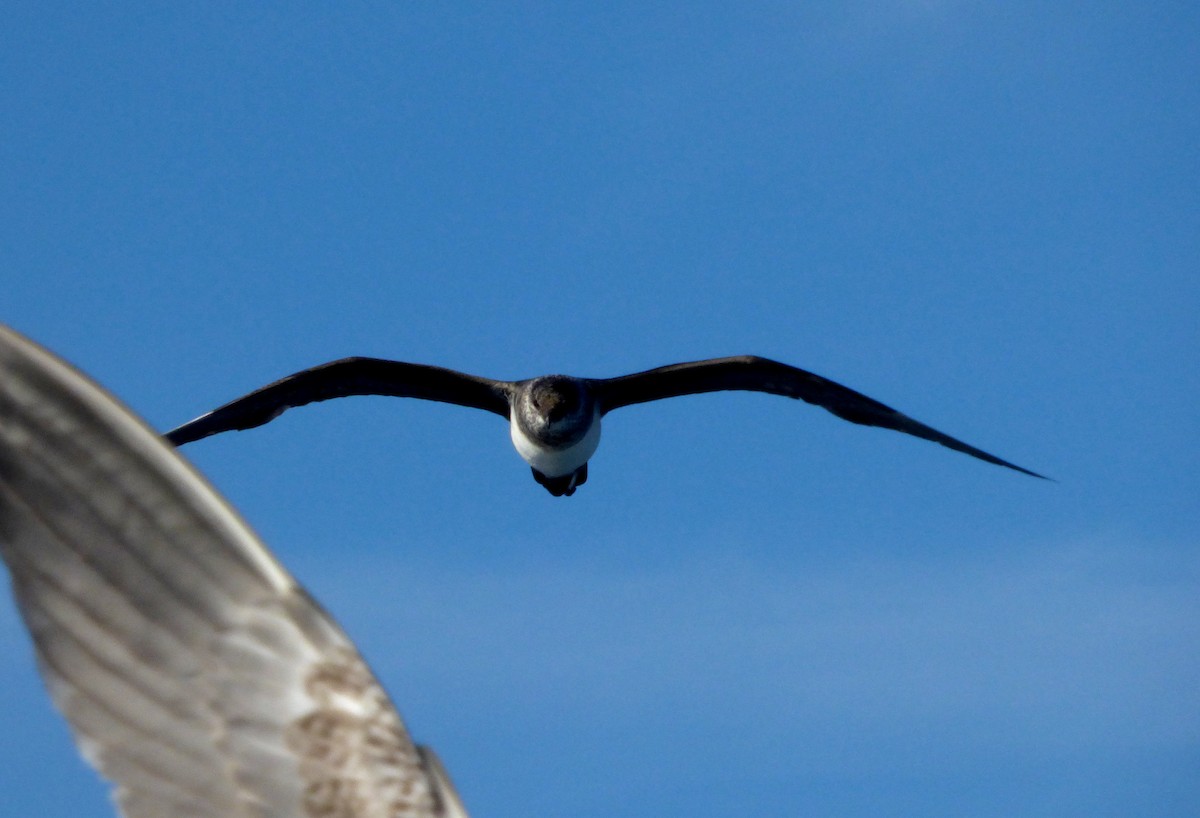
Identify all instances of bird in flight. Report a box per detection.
[166,355,1046,496]
[0,324,469,818]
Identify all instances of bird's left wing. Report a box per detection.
[0,325,468,818]
[594,355,1046,479]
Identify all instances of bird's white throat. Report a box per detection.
[509,408,602,477]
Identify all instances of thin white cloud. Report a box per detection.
[294,533,1199,772]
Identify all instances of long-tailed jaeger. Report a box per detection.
[165,355,1046,495]
[0,325,469,818]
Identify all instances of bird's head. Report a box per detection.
[515,375,596,446]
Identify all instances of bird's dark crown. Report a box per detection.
[516,375,595,445]
[530,376,584,421]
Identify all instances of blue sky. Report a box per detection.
[2,3,1197,816]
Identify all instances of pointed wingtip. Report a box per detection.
[998,459,1054,482]
[163,419,201,446]
[162,410,223,446]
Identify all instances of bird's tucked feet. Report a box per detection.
[531,463,588,497]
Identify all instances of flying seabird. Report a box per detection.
[0,324,469,818]
[165,355,1046,495]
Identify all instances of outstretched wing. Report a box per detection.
[0,326,469,818]
[166,357,513,445]
[594,355,1046,479]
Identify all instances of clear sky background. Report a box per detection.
[2,4,1197,817]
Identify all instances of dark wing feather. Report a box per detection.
[165,358,513,445]
[0,326,469,818]
[594,355,1047,479]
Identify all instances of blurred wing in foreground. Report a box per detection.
[0,325,468,818]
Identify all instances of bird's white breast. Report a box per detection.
[509,408,602,477]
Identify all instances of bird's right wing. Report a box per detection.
[0,325,468,818]
[167,358,513,445]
